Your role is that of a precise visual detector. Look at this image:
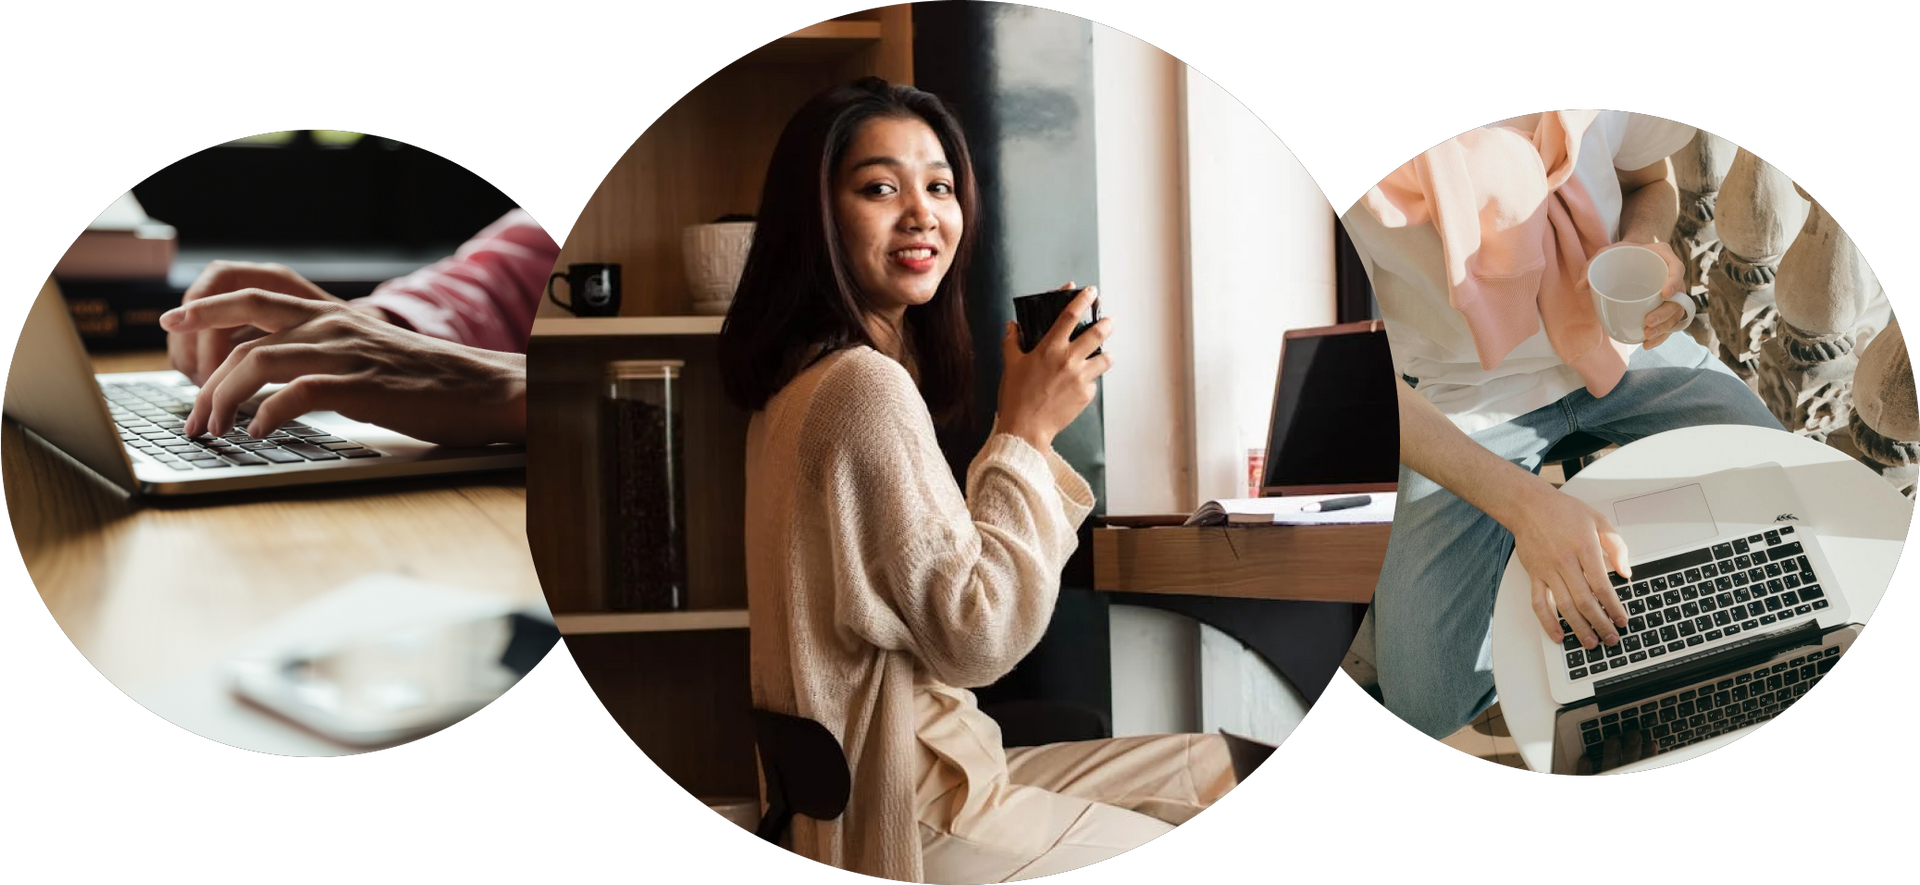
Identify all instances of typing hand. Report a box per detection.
[168,261,351,386]
[1512,483,1632,650]
[160,289,525,447]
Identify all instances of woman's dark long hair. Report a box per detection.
[718,77,979,427]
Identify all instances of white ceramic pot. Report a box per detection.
[683,221,755,316]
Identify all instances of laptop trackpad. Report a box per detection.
[1612,483,1717,556]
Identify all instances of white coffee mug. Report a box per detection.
[1588,245,1685,344]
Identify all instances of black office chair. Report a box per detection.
[1542,431,1611,481]
[749,700,1102,848]
[751,709,851,845]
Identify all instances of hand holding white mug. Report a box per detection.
[1580,240,1692,349]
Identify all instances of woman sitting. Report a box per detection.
[719,77,1235,883]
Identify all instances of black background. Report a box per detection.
[11,0,1904,871]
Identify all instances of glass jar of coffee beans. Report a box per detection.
[601,359,687,611]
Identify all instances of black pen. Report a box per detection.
[1301,494,1371,513]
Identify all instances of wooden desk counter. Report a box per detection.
[4,352,542,696]
[1092,523,1389,604]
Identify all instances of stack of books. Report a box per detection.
[52,192,178,350]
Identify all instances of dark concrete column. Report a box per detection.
[914,1,1111,730]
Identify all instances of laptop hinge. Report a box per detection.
[1591,620,1823,706]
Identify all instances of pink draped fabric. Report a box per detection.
[357,209,557,354]
[1361,111,1631,397]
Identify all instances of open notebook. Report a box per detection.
[1186,493,1396,526]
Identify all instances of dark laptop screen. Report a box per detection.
[1262,324,1398,490]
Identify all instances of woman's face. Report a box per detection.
[832,115,963,317]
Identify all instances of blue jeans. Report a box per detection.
[1357,335,1782,738]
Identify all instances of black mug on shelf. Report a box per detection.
[1013,286,1101,355]
[547,262,622,317]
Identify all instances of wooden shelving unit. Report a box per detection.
[531,316,724,338]
[547,6,913,319]
[529,5,915,803]
[556,609,749,635]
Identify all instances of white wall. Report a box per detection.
[1092,22,1197,738]
[1183,68,1337,503]
[1091,25,1337,741]
[1092,22,1191,516]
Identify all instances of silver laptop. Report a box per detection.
[5,278,523,495]
[1549,621,1856,774]
[1541,462,1853,704]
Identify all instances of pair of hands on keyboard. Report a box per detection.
[159,283,526,447]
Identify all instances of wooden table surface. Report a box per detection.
[4,351,542,696]
[1092,523,1388,603]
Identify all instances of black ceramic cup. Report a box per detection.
[1013,287,1101,355]
[546,263,622,317]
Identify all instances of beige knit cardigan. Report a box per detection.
[744,347,1093,882]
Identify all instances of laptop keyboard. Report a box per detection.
[1577,644,1840,769]
[1559,525,1830,680]
[105,381,382,471]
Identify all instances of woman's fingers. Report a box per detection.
[1041,286,1097,350]
[1067,316,1113,362]
[1081,351,1114,380]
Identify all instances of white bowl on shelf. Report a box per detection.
[683,221,754,316]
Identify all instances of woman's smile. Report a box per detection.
[833,115,963,314]
[889,243,940,272]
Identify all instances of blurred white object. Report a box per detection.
[53,191,177,280]
[224,575,554,748]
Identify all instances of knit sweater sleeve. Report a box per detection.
[803,350,1095,688]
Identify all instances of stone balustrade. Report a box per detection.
[1676,140,1911,494]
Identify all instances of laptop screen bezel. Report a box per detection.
[1258,320,1398,497]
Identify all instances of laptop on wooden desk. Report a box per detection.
[1140,321,1399,529]
[1258,320,1397,498]
[5,278,524,496]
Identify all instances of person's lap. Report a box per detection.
[1365,336,1780,738]
[918,733,1233,883]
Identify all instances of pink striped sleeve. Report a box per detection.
[356,209,558,353]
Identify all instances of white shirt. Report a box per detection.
[1343,111,1696,434]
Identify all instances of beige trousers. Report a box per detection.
[917,733,1236,884]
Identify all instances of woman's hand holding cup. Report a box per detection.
[996,284,1112,452]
